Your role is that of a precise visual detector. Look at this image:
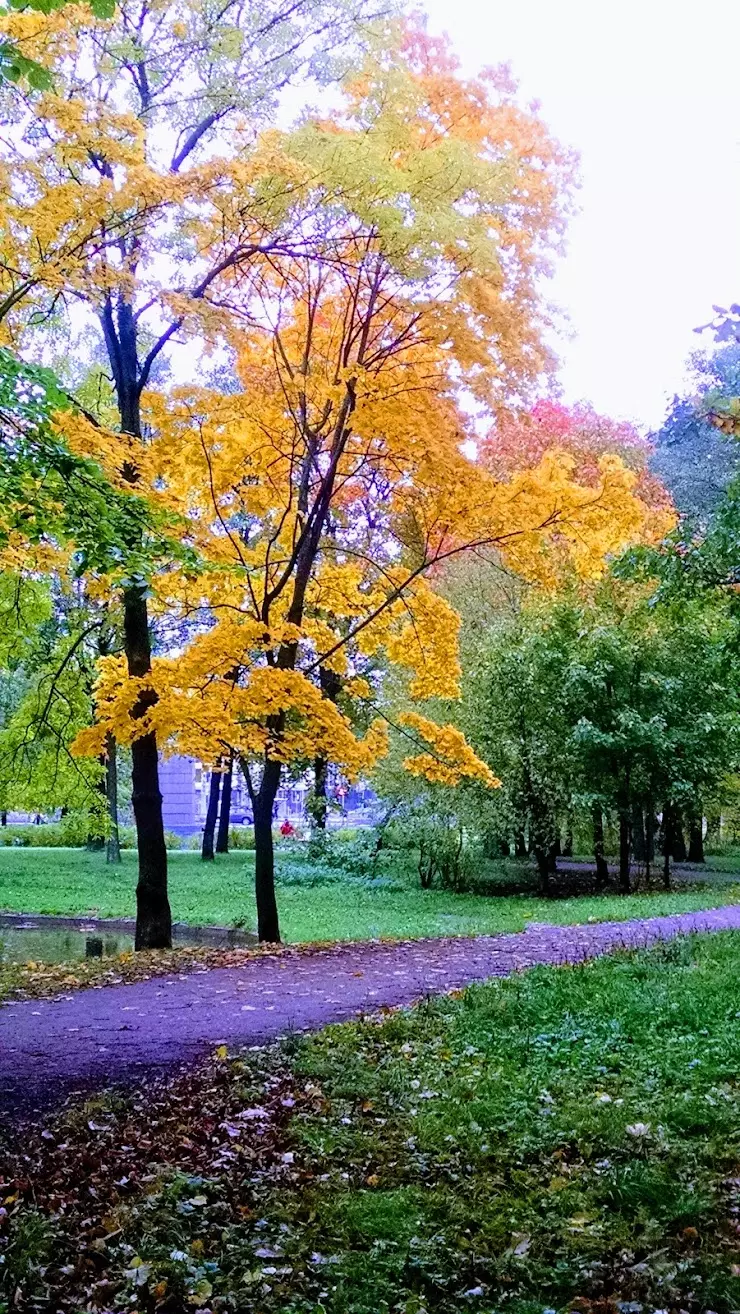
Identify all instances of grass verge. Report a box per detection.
[5,932,740,1312]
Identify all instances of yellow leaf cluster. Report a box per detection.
[399,712,501,790]
[72,655,390,782]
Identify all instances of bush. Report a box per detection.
[228,825,255,850]
[306,828,380,876]
[0,824,33,846]
[380,818,416,852]
[0,819,184,850]
[120,825,183,850]
[186,826,255,851]
[328,826,362,844]
[0,816,94,847]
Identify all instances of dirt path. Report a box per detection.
[3,904,740,1120]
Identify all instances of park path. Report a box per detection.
[3,904,740,1119]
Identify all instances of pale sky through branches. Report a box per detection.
[422,0,740,431]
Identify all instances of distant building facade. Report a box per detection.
[159,754,377,837]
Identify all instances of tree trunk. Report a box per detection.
[562,815,574,859]
[102,297,170,949]
[618,813,631,893]
[216,759,233,854]
[514,829,527,858]
[645,807,656,864]
[592,805,609,887]
[313,754,329,830]
[631,803,646,864]
[252,759,282,942]
[688,813,705,863]
[534,845,551,896]
[0,811,6,826]
[528,792,554,895]
[87,751,108,850]
[202,767,221,861]
[124,585,171,950]
[662,802,673,889]
[672,815,687,862]
[311,669,341,833]
[105,732,121,864]
[705,811,721,852]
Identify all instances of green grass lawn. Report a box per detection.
[0,845,739,943]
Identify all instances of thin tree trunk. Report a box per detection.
[0,811,6,826]
[672,814,687,862]
[124,585,171,950]
[645,807,656,864]
[105,732,121,864]
[688,813,705,863]
[87,755,107,851]
[252,758,282,943]
[313,754,329,830]
[592,805,609,887]
[562,813,574,859]
[311,668,341,833]
[202,767,221,861]
[705,811,721,852]
[216,759,233,854]
[618,813,631,893]
[534,846,551,896]
[662,802,673,889]
[631,803,646,864]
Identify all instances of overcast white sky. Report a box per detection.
[420,0,740,432]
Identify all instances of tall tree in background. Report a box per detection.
[0,0,391,947]
[481,399,670,512]
[650,344,740,522]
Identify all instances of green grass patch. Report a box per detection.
[0,846,740,945]
[218,932,740,1311]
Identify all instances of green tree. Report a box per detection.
[476,584,740,891]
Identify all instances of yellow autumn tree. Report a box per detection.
[2,7,665,944]
[0,0,408,948]
[60,33,670,940]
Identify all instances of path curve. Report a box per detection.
[3,905,740,1119]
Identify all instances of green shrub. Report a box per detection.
[0,819,88,847]
[0,819,184,849]
[381,818,416,851]
[305,828,381,877]
[329,825,362,844]
[228,825,255,850]
[116,824,184,850]
[186,826,255,851]
[0,825,32,846]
